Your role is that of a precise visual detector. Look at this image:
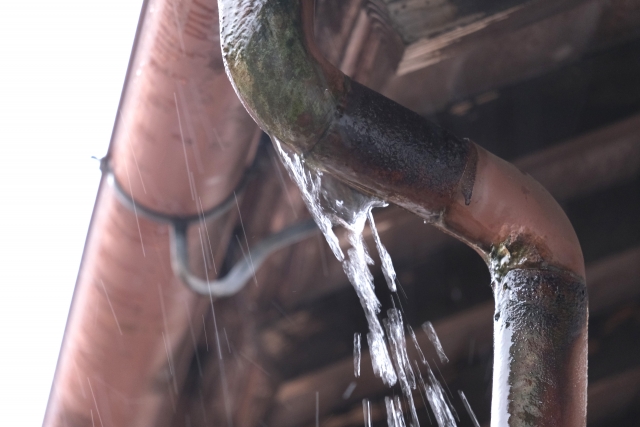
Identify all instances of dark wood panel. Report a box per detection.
[384,0,640,117]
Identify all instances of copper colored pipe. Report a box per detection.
[45,0,258,425]
[219,0,587,425]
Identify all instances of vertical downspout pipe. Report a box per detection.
[218,1,588,426]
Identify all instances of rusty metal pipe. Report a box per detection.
[218,1,588,425]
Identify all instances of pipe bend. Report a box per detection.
[219,0,345,152]
[447,145,585,280]
[218,0,587,425]
[219,0,584,280]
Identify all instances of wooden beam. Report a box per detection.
[383,0,640,116]
[587,367,640,425]
[516,114,640,201]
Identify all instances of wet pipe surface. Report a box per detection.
[218,0,588,425]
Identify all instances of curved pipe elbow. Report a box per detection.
[219,0,587,425]
[218,0,584,279]
[449,145,585,280]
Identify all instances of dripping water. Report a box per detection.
[363,399,372,427]
[458,391,481,427]
[273,138,459,427]
[422,321,449,364]
[354,333,362,377]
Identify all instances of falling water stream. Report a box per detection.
[274,139,462,427]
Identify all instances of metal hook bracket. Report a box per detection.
[101,157,318,297]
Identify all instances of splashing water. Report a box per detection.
[422,321,450,364]
[385,396,408,427]
[363,399,372,427]
[275,138,397,386]
[458,391,481,427]
[418,367,457,427]
[274,138,458,427]
[368,211,397,292]
[408,326,427,365]
[354,333,362,377]
[274,140,343,260]
[384,309,419,426]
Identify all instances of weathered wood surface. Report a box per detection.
[384,0,640,116]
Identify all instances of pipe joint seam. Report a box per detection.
[307,79,474,218]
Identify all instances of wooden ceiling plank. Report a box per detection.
[384,0,640,116]
[587,366,640,425]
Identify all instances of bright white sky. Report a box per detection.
[0,1,144,425]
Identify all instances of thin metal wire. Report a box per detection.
[102,157,241,225]
[101,156,318,297]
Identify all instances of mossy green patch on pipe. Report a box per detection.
[219,0,342,151]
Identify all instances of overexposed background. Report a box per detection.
[0,1,144,425]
